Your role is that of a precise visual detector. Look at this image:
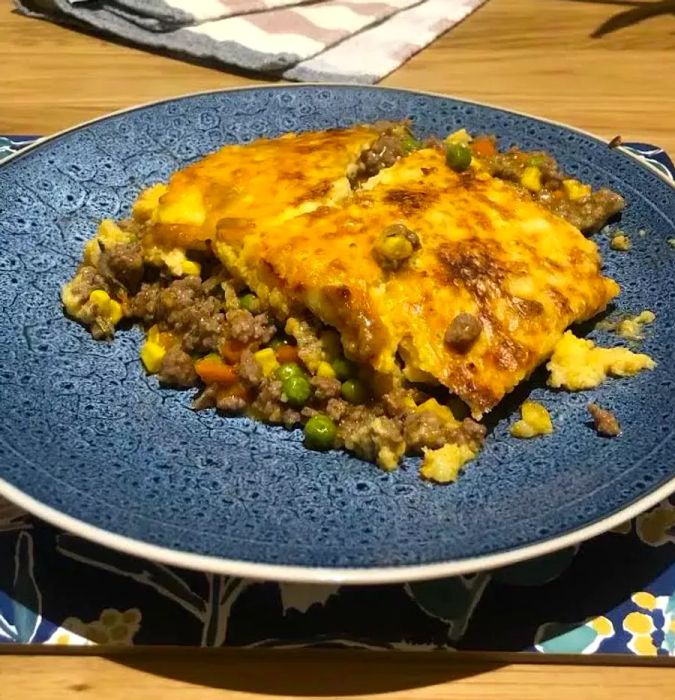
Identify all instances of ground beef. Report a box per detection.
[156,277,226,354]
[69,266,109,305]
[588,403,621,437]
[349,126,409,186]
[281,408,302,428]
[180,299,225,353]
[128,282,161,322]
[98,242,144,292]
[483,149,624,233]
[311,376,341,401]
[238,348,263,386]
[461,417,487,444]
[158,345,198,387]
[251,377,285,423]
[404,412,487,452]
[192,384,219,410]
[403,410,449,451]
[226,309,275,345]
[444,312,482,351]
[326,398,349,422]
[484,150,563,184]
[541,188,625,234]
[215,393,247,413]
[339,408,404,468]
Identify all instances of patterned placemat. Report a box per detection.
[0,135,673,654]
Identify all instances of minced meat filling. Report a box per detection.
[349,123,415,187]
[63,233,485,473]
[481,148,625,233]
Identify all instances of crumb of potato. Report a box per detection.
[597,310,655,340]
[547,331,655,390]
[610,234,631,251]
[638,228,646,237]
[511,400,553,439]
[616,310,655,341]
[588,403,621,437]
[668,238,675,249]
[420,443,476,483]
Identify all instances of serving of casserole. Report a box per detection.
[61,123,654,482]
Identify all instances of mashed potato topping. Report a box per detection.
[547,331,655,391]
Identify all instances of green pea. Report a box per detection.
[282,374,312,407]
[341,378,369,405]
[304,414,337,451]
[401,134,421,153]
[331,356,357,381]
[239,292,259,313]
[276,362,305,381]
[527,154,547,167]
[446,143,472,172]
[269,336,291,350]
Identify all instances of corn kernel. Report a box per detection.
[140,341,166,374]
[445,128,471,145]
[108,300,123,326]
[562,179,592,201]
[317,361,336,379]
[147,324,161,344]
[147,324,175,349]
[253,347,279,377]
[181,259,201,277]
[89,289,110,306]
[520,166,542,193]
[89,290,124,327]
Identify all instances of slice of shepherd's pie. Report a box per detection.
[62,124,654,481]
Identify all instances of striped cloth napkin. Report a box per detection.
[14,0,488,83]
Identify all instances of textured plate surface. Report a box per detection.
[0,85,673,582]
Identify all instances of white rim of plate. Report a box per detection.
[1,83,673,585]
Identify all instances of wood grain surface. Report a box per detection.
[1,0,674,696]
[2,0,675,152]
[0,648,674,699]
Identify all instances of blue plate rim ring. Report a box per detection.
[1,83,673,584]
[1,475,673,584]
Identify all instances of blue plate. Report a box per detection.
[0,86,673,583]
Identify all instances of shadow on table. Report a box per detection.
[566,0,675,38]
[103,647,502,695]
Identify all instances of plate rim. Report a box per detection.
[1,83,673,584]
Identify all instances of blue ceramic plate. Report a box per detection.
[0,86,673,584]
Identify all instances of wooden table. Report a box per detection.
[1,0,674,696]
[2,0,675,152]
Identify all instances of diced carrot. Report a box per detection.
[220,338,245,364]
[471,136,497,158]
[275,344,299,364]
[219,382,249,401]
[194,356,238,385]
